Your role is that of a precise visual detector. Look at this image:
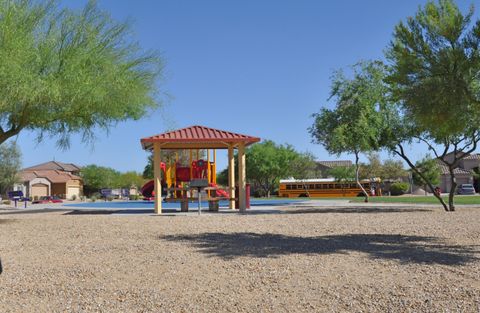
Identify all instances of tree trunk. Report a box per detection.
[355,152,369,202]
[393,145,449,211]
[447,166,456,212]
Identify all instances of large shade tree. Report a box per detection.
[0,141,21,196]
[385,0,480,211]
[310,61,386,202]
[0,0,162,147]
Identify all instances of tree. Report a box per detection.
[328,166,355,196]
[80,165,120,195]
[361,153,407,180]
[310,61,387,202]
[412,156,441,195]
[288,151,317,180]
[246,140,304,197]
[0,0,163,147]
[115,171,145,189]
[385,0,480,211]
[0,142,21,196]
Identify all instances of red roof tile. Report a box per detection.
[141,125,260,150]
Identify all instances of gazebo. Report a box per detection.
[140,125,260,214]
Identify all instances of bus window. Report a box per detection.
[286,185,291,190]
[291,185,297,190]
[298,185,303,189]
[315,184,322,189]
[328,184,334,189]
[309,184,315,189]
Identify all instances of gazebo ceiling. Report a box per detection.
[141,125,261,150]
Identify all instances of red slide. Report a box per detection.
[210,183,228,197]
[141,180,155,199]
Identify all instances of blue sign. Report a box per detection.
[8,191,23,200]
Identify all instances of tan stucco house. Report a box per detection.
[14,161,83,199]
[437,153,480,193]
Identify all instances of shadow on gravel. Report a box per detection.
[282,207,433,214]
[162,232,479,265]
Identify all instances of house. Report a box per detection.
[437,153,480,193]
[14,161,83,199]
[316,160,353,178]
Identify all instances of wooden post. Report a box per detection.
[228,144,235,209]
[153,143,162,214]
[238,143,246,212]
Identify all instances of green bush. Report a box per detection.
[390,182,410,196]
[91,196,97,202]
[129,194,139,200]
[2,200,11,205]
[71,194,77,201]
[107,195,114,202]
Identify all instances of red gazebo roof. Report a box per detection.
[141,125,260,150]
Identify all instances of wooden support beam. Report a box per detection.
[153,143,162,214]
[238,143,246,212]
[228,145,235,209]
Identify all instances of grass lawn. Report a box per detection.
[269,195,480,205]
[336,195,480,205]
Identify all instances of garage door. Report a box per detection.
[31,184,48,198]
[67,187,80,200]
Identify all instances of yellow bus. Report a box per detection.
[278,178,379,198]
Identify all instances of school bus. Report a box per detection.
[278,178,379,198]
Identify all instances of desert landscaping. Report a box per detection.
[1,204,479,312]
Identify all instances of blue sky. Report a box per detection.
[13,0,478,172]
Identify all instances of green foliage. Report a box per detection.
[115,171,145,189]
[80,165,119,194]
[384,0,480,211]
[0,0,163,146]
[245,140,315,197]
[216,168,229,186]
[328,166,355,182]
[412,156,441,187]
[90,196,97,202]
[310,61,388,156]
[80,164,144,195]
[387,0,480,139]
[0,141,21,196]
[361,153,407,180]
[390,182,410,196]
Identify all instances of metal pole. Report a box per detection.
[197,187,202,215]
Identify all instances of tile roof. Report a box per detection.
[436,162,472,175]
[141,125,260,150]
[20,170,82,183]
[463,154,480,160]
[317,160,353,168]
[23,161,81,172]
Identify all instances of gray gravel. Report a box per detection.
[0,205,479,312]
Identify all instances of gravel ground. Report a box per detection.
[0,205,479,312]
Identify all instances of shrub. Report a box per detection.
[107,195,114,202]
[2,200,11,205]
[33,196,39,201]
[71,194,77,201]
[91,196,97,202]
[129,195,139,200]
[390,182,410,196]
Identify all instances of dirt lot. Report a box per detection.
[0,206,479,312]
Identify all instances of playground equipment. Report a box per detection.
[140,149,228,200]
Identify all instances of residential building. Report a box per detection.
[14,161,83,199]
